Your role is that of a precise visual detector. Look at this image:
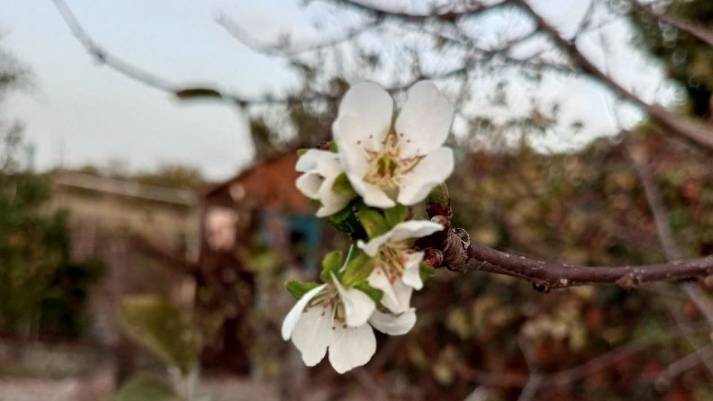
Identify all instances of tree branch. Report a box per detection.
[631,0,713,48]
[217,14,381,57]
[627,138,713,378]
[326,0,512,23]
[50,0,338,107]
[510,0,713,152]
[420,185,713,290]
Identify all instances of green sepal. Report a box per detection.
[357,204,390,239]
[354,282,383,303]
[286,280,321,300]
[332,173,357,198]
[327,203,367,239]
[296,148,308,156]
[174,87,222,100]
[384,204,408,227]
[329,141,338,152]
[320,250,343,282]
[419,262,435,283]
[342,253,374,287]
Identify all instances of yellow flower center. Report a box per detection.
[363,131,422,196]
[373,241,410,284]
[306,285,347,328]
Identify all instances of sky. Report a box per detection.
[1,0,674,181]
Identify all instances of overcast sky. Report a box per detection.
[2,0,674,180]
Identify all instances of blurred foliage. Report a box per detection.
[631,0,713,119]
[114,374,182,401]
[0,133,104,338]
[120,295,201,376]
[132,164,204,189]
[0,45,103,338]
[75,163,204,189]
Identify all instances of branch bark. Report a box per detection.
[420,186,713,290]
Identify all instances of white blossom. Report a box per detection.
[282,275,416,373]
[358,220,443,313]
[295,149,354,217]
[333,80,454,209]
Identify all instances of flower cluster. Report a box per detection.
[283,80,454,373]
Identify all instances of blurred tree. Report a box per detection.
[632,0,713,119]
[133,164,204,189]
[0,44,103,338]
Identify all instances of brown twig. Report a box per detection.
[421,185,713,289]
[656,344,713,387]
[627,139,713,378]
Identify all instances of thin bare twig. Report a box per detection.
[510,0,713,152]
[50,0,338,107]
[627,139,713,378]
[657,344,713,386]
[516,337,543,401]
[217,14,381,57]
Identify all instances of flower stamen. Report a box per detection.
[363,131,424,196]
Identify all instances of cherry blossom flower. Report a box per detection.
[295,149,355,217]
[333,80,454,209]
[358,220,444,313]
[282,275,416,373]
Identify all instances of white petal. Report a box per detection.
[367,269,401,313]
[333,81,393,153]
[316,198,350,217]
[291,305,334,366]
[314,156,343,179]
[353,179,396,209]
[328,324,376,374]
[401,251,424,290]
[395,81,453,157]
[369,308,417,336]
[397,147,454,206]
[296,149,337,173]
[295,172,323,199]
[281,284,327,340]
[389,220,444,242]
[315,168,352,217]
[391,279,414,312]
[339,145,370,189]
[357,230,393,257]
[332,274,375,327]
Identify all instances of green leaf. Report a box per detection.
[286,280,320,299]
[114,375,181,401]
[384,204,408,227]
[329,140,338,152]
[320,250,343,282]
[120,295,201,375]
[342,253,373,287]
[332,173,357,198]
[357,204,389,239]
[354,282,383,303]
[174,87,222,100]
